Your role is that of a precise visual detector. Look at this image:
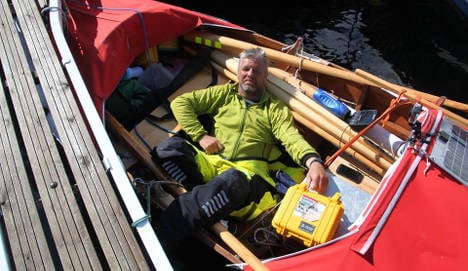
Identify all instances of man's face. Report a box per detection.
[237,57,267,99]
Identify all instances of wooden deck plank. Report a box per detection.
[0,0,100,269]
[0,68,55,270]
[12,0,150,269]
[11,5,108,268]
[22,5,148,270]
[0,0,151,269]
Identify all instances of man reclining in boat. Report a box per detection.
[153,47,329,252]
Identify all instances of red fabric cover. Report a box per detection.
[255,111,468,271]
[66,0,242,113]
[258,156,468,271]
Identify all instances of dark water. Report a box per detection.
[176,0,468,103]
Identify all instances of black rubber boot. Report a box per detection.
[151,136,205,190]
[157,169,251,252]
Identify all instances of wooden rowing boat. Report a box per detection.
[48,0,468,270]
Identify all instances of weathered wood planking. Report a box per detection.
[0,64,55,270]
[0,0,150,269]
[0,0,101,269]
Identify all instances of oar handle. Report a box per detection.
[355,69,468,112]
[211,223,270,271]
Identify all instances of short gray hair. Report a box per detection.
[239,47,269,68]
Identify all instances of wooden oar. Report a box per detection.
[185,31,466,121]
[105,111,270,271]
[184,31,372,86]
[355,69,468,127]
[355,69,468,113]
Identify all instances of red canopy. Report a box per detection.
[66,0,242,113]
[253,109,468,271]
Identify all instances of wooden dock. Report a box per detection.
[0,0,164,269]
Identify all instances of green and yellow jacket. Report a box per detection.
[171,82,320,220]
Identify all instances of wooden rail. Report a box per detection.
[0,0,151,269]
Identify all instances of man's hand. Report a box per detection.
[303,158,328,194]
[199,134,224,154]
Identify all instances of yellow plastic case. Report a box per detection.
[272,183,344,247]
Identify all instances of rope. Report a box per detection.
[133,125,152,151]
[130,178,185,228]
[238,201,281,240]
[41,6,60,13]
[131,215,151,228]
[131,177,157,227]
[133,117,179,152]
[294,39,305,81]
[253,226,283,247]
[422,150,431,176]
[145,117,178,135]
[338,124,352,149]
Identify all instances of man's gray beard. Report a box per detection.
[241,84,256,93]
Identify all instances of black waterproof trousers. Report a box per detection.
[152,136,274,252]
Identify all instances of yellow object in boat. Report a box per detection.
[272,183,344,247]
[133,46,159,67]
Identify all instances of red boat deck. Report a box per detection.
[0,0,151,269]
